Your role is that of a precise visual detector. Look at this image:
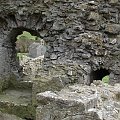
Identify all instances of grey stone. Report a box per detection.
[105,23,120,34]
[88,12,100,21]
[109,38,117,45]
[109,0,118,4]
[54,47,64,52]
[28,42,46,58]
[82,53,91,59]
[0,112,24,120]
[76,48,85,53]
[36,83,120,120]
[52,20,65,31]
[67,70,73,76]
[50,54,57,60]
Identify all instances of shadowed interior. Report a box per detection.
[90,68,110,83]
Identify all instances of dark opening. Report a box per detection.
[24,118,33,120]
[90,68,110,84]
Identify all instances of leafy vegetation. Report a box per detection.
[16,31,38,54]
[102,75,109,84]
[17,31,37,41]
[16,31,37,59]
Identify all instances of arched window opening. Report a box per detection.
[5,27,40,78]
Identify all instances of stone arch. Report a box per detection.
[1,27,40,78]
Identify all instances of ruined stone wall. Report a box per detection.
[0,0,120,84]
[36,81,120,120]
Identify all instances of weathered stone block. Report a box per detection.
[36,84,99,120]
[50,54,57,60]
[0,111,24,120]
[105,23,120,34]
[29,42,46,58]
[32,76,64,105]
[36,83,120,120]
[88,12,100,21]
[109,0,118,4]
[52,20,65,31]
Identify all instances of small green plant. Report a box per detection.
[17,53,28,60]
[102,75,109,84]
[17,31,37,41]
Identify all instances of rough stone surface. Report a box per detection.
[19,55,44,78]
[36,82,120,120]
[0,88,35,119]
[29,41,46,58]
[0,0,119,85]
[0,111,25,120]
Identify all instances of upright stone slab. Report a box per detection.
[28,42,46,58]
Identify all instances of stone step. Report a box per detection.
[9,78,33,90]
[19,80,33,89]
[0,111,25,120]
[0,89,35,120]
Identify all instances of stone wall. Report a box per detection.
[0,0,120,85]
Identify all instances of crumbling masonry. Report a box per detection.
[0,0,120,120]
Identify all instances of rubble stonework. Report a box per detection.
[36,81,120,120]
[0,0,120,84]
[0,0,120,120]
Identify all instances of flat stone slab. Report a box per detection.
[0,111,25,120]
[0,89,32,105]
[0,89,34,119]
[37,85,98,111]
